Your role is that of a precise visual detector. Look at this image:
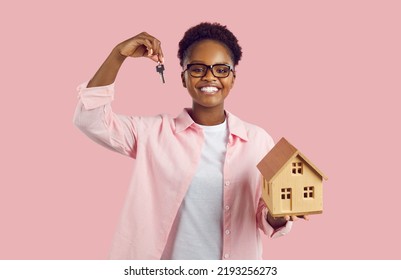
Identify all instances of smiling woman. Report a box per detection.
[180,39,235,125]
[73,22,295,260]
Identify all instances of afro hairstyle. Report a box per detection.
[178,22,242,67]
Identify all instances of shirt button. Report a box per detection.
[224,253,230,259]
[225,205,230,210]
[225,229,230,235]
[224,181,230,187]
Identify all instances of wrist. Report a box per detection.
[266,212,287,230]
[110,47,127,63]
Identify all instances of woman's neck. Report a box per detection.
[190,104,226,126]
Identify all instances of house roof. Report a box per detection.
[257,137,328,182]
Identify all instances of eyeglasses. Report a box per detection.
[183,63,234,78]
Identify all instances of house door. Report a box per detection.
[281,188,292,211]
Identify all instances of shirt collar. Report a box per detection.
[174,108,249,141]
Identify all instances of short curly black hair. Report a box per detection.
[178,22,242,67]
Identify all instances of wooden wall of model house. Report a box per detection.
[263,155,323,216]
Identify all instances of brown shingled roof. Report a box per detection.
[257,137,328,182]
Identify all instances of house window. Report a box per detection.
[292,162,303,175]
[281,188,291,200]
[303,186,314,198]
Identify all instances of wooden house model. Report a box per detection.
[257,137,328,217]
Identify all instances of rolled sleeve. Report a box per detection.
[77,82,115,110]
[73,81,137,158]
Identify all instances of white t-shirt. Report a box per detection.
[161,119,228,259]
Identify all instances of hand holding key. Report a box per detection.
[113,32,166,84]
[115,32,164,63]
[87,32,165,88]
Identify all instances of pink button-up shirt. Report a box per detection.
[73,82,292,260]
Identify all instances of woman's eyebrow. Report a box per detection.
[189,60,230,64]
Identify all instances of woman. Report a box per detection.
[73,22,296,260]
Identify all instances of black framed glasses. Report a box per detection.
[184,63,234,78]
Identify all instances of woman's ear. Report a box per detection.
[181,72,187,88]
[230,71,236,89]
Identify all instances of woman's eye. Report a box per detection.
[216,68,229,73]
[192,68,205,73]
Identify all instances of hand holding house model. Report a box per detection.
[257,137,328,218]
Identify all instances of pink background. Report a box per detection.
[1,0,400,259]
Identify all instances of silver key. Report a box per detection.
[156,63,165,83]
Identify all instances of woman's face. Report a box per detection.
[181,40,235,111]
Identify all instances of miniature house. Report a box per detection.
[257,137,328,217]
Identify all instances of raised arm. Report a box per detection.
[87,32,164,87]
[73,32,164,157]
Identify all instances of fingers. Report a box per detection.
[117,32,164,63]
[138,32,164,63]
[284,215,310,221]
[147,37,164,63]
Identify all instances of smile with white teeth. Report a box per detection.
[200,86,219,94]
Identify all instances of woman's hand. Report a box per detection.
[87,32,164,87]
[266,211,309,230]
[284,215,309,222]
[115,32,164,63]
